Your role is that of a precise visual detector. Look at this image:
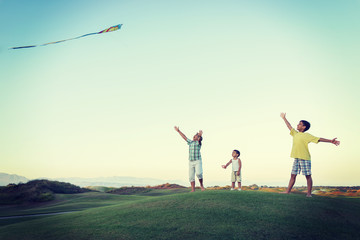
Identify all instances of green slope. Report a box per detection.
[0,192,146,217]
[0,191,359,240]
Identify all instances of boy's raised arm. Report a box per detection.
[174,126,188,142]
[280,112,293,131]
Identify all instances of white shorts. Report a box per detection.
[189,160,203,182]
[231,171,242,182]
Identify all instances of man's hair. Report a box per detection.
[233,149,240,156]
[300,120,311,132]
[199,136,203,146]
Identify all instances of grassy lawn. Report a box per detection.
[0,192,145,217]
[0,190,359,239]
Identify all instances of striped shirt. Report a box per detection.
[186,138,202,161]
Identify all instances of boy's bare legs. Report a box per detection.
[199,178,205,191]
[238,182,242,190]
[281,174,297,194]
[190,181,195,192]
[231,182,235,189]
[306,175,313,197]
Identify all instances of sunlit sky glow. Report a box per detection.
[1,0,359,186]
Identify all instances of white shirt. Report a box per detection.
[232,158,240,172]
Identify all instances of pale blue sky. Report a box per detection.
[1,0,359,186]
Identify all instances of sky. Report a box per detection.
[1,0,359,187]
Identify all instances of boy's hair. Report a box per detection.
[199,136,203,146]
[300,120,311,132]
[233,149,240,156]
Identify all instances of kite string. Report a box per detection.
[10,24,122,50]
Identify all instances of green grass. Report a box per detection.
[0,192,144,217]
[0,190,359,240]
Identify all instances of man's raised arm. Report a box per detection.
[174,126,188,142]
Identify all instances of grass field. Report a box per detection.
[0,190,359,240]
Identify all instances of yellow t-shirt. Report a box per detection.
[290,128,320,160]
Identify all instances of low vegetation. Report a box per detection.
[106,186,151,195]
[0,180,91,204]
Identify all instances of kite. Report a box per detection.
[9,24,122,50]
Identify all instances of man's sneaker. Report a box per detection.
[230,188,235,191]
[238,189,242,191]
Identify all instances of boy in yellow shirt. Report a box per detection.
[280,113,340,197]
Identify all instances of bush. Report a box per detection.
[0,180,91,205]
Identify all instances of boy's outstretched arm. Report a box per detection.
[319,137,340,146]
[222,160,232,169]
[174,126,187,142]
[280,112,293,131]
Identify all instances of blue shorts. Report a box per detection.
[291,158,311,176]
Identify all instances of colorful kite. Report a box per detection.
[9,24,122,50]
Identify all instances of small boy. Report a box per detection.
[222,150,242,191]
[280,112,340,197]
